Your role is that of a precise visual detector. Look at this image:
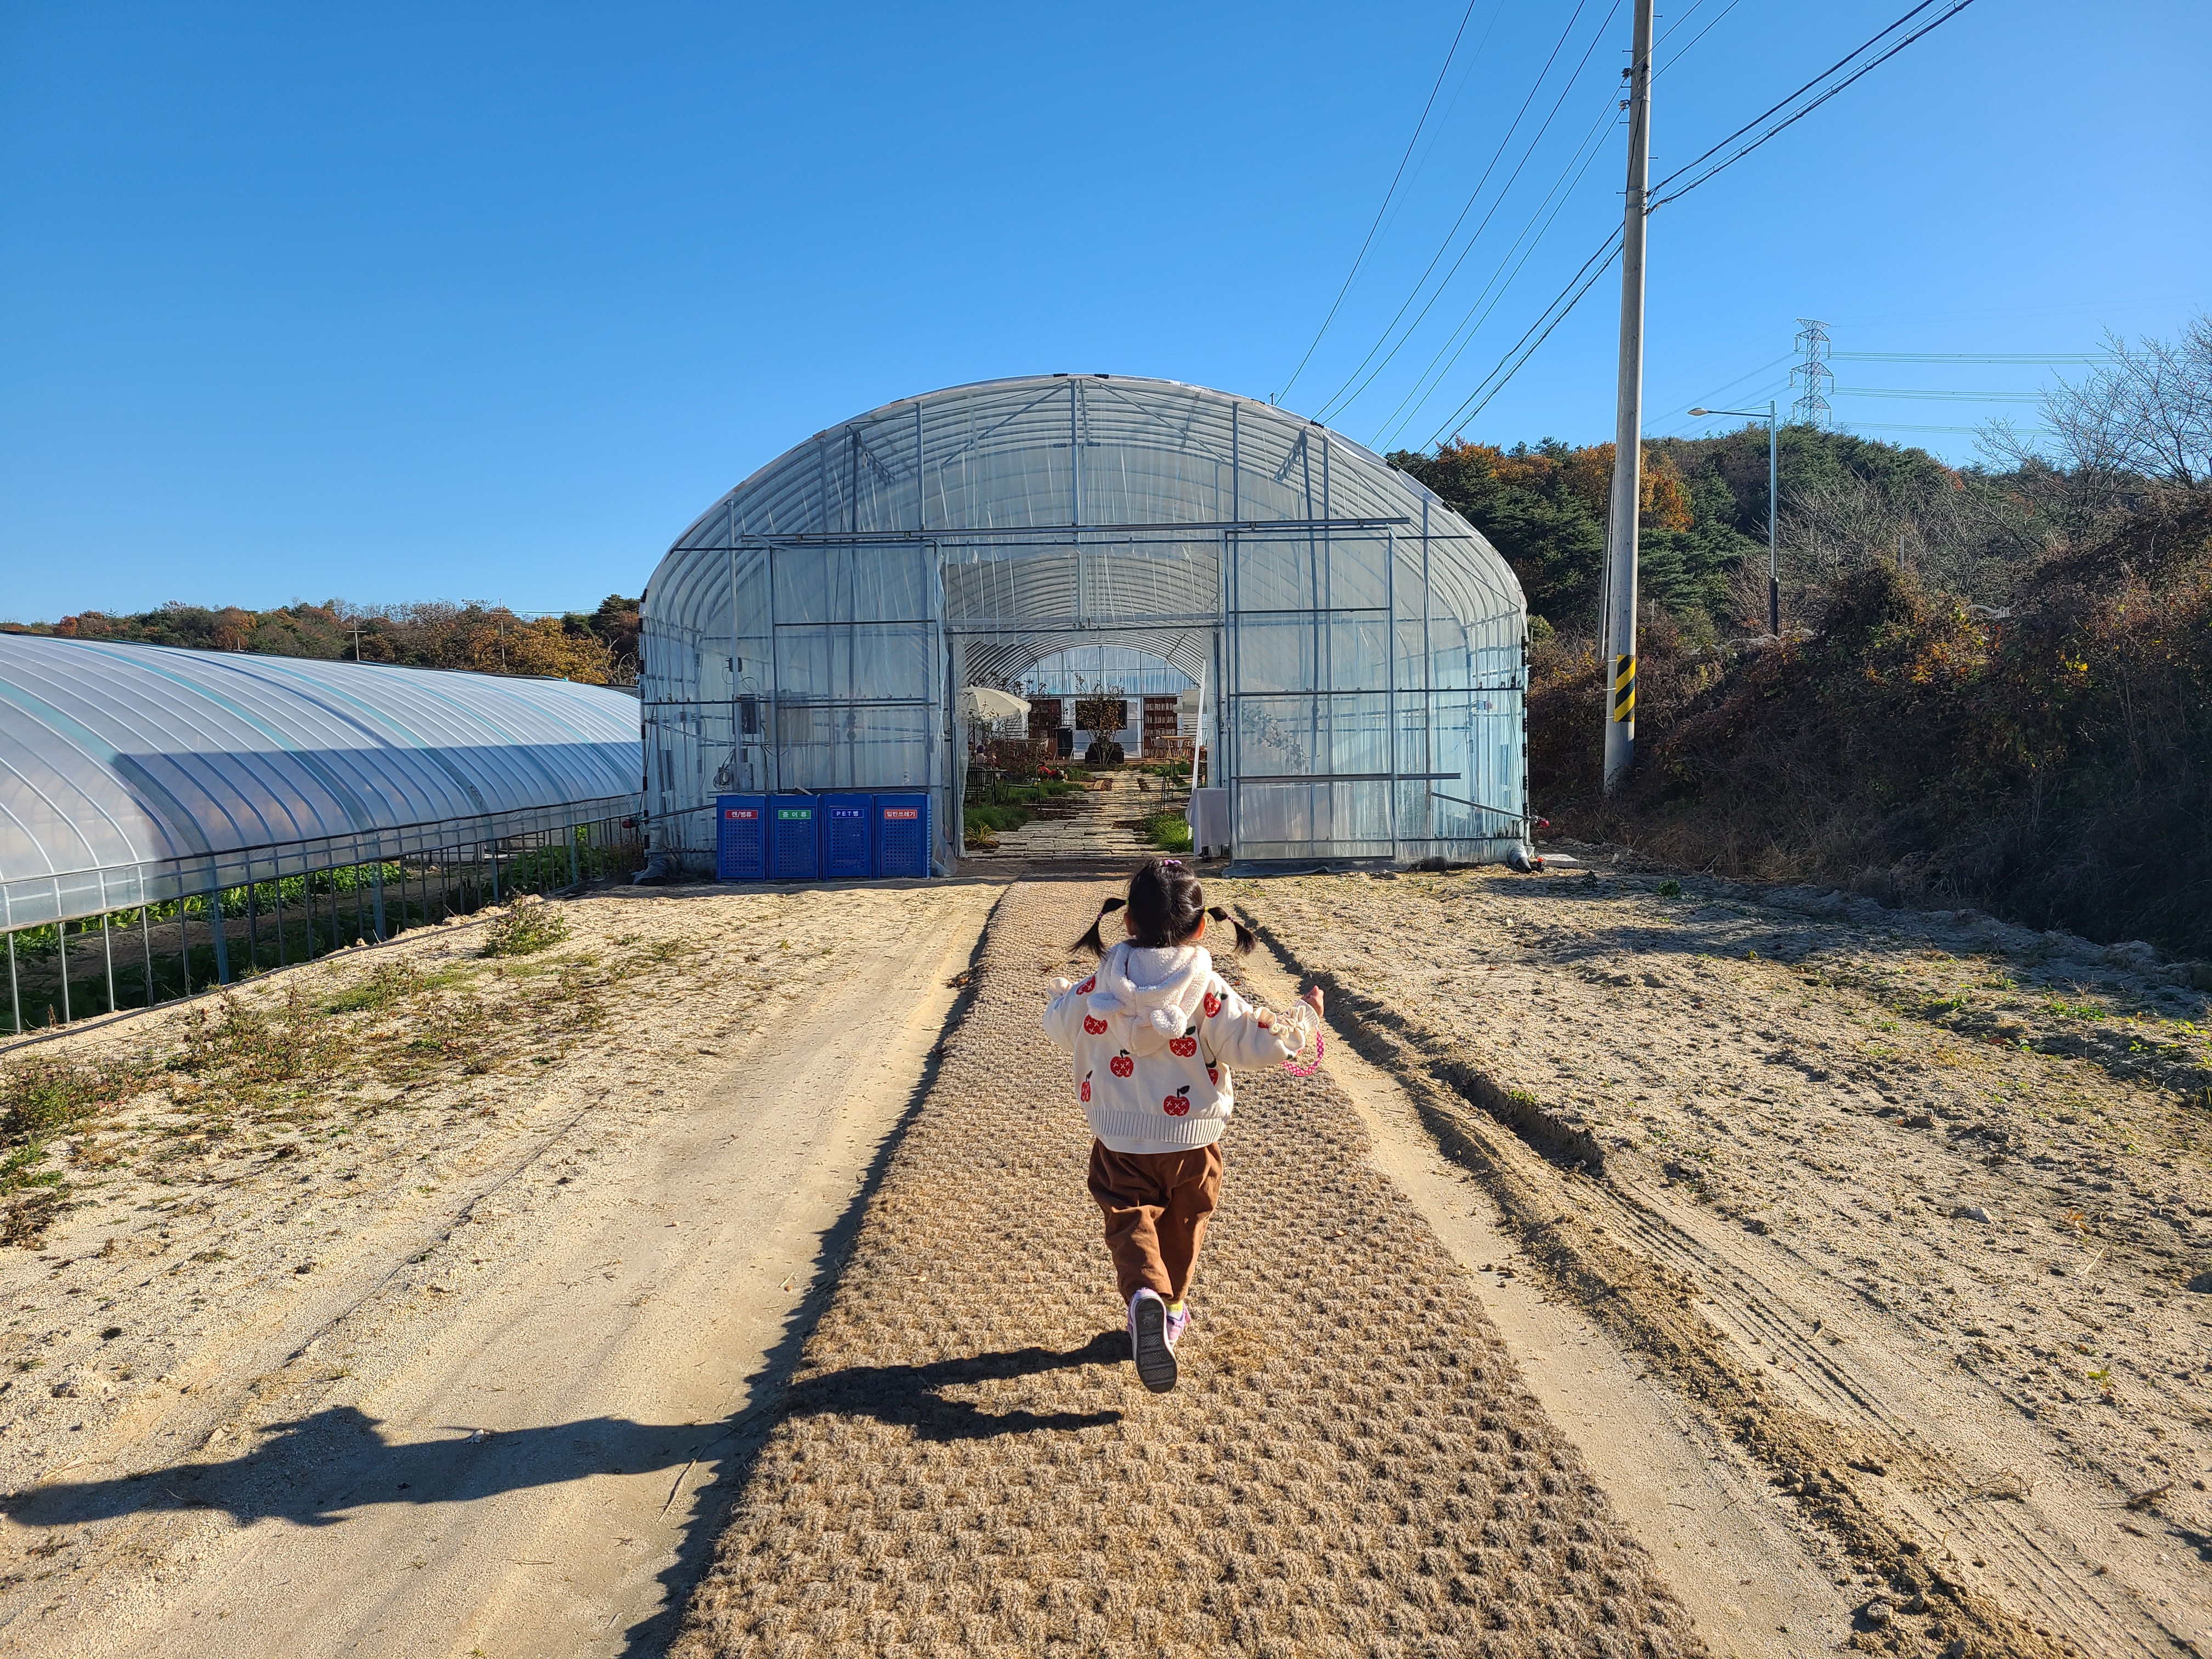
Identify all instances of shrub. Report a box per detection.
[324,960,427,1014]
[1531,500,2212,954]
[481,897,572,957]
[1141,811,1193,854]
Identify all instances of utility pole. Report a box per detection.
[1601,0,1655,795]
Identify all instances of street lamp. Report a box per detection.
[1689,400,1779,636]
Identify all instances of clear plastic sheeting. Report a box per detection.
[0,635,643,929]
[641,374,1528,870]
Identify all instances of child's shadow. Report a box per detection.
[783,1330,1128,1441]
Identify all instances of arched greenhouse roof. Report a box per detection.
[0,635,642,929]
[645,372,1526,681]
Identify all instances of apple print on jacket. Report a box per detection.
[1110,1052,1134,1078]
[1075,976,1096,995]
[1163,1086,1192,1116]
[1207,1065,1219,1084]
[1203,993,1221,1018]
[1080,1071,1092,1103]
[1083,1015,1108,1035]
[1169,1036,1197,1058]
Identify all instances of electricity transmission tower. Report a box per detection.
[1789,319,1833,427]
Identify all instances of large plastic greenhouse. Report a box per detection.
[0,635,642,1035]
[639,374,1530,873]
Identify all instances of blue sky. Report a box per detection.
[2,1,2205,619]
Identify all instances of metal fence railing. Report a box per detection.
[3,813,643,1041]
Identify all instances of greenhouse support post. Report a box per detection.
[178,904,191,996]
[58,924,71,1024]
[246,877,259,975]
[373,862,387,941]
[7,933,18,1036]
[568,831,580,888]
[210,890,231,984]
[102,911,116,1013]
[140,904,154,1008]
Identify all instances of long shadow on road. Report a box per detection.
[3,1331,1127,1534]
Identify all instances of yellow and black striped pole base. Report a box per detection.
[1610,653,1635,725]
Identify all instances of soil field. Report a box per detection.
[1234,858,2212,1659]
[0,878,1002,1656]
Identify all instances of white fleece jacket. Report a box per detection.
[1042,941,1318,1155]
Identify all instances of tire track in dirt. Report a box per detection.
[1238,874,2210,1659]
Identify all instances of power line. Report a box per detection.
[1322,53,1623,426]
[1651,357,1794,433]
[1370,95,1623,447]
[1413,0,1985,446]
[1842,421,2001,435]
[1276,0,1493,402]
[1833,387,2046,402]
[1302,0,1604,416]
[1644,0,1941,196]
[1424,227,1627,446]
[1831,351,2103,363]
[1652,0,1743,75]
[1647,0,1980,211]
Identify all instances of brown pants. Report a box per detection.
[1086,1141,1223,1304]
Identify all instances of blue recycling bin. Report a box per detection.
[714,794,767,880]
[872,792,931,878]
[821,793,873,880]
[768,794,822,881]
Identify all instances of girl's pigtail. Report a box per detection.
[1207,905,1258,955]
[1076,896,1127,955]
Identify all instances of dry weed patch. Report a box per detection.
[479,895,572,957]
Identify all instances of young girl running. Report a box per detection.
[1043,859,1322,1393]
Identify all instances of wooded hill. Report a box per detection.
[1395,316,2212,958]
[2,595,642,686]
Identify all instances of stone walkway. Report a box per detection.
[967,773,1162,862]
[670,879,1704,1659]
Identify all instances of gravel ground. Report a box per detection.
[671,876,1705,1659]
[1233,859,2212,1659]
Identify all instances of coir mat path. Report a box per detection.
[670,878,1705,1659]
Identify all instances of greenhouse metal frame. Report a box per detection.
[640,374,1531,873]
[0,636,644,1036]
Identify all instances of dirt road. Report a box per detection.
[1238,859,2212,1659]
[0,880,1001,1657]
[670,878,1704,1659]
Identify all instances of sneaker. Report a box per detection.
[1128,1288,1177,1393]
[1164,1301,1191,1349]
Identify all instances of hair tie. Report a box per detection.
[1159,858,1183,867]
